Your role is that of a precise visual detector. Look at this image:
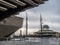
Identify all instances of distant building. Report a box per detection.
[33,30,60,37]
[43,25,49,30]
[33,25,60,37]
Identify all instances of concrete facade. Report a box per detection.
[0,0,48,21]
[0,16,23,37]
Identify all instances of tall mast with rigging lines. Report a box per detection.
[26,12,28,36]
[40,14,43,37]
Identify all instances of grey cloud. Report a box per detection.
[17,0,60,32]
[29,0,60,14]
[50,26,60,32]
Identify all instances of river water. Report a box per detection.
[0,37,60,45]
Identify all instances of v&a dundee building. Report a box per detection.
[1,0,60,45]
[0,0,48,40]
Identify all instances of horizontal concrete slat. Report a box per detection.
[0,0,17,8]
[24,0,38,5]
[0,6,7,11]
[10,0,26,6]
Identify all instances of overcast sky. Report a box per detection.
[16,0,60,35]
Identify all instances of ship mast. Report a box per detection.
[40,14,43,37]
[26,12,28,36]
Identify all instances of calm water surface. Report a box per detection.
[0,37,60,45]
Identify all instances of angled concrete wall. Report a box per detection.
[0,16,23,37]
